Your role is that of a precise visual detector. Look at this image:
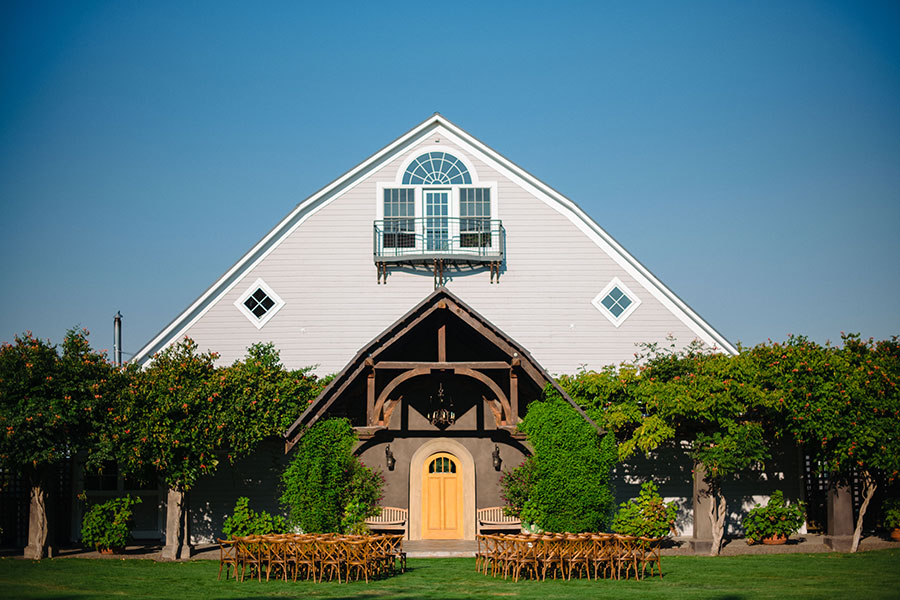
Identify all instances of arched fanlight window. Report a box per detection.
[428,456,457,473]
[402,152,472,185]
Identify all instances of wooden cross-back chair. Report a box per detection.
[317,537,346,583]
[217,538,240,580]
[236,535,267,582]
[565,533,593,580]
[638,536,663,579]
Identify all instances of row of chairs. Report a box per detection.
[475,533,663,582]
[217,533,406,583]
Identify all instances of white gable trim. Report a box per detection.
[133,114,735,364]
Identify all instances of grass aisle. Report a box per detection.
[1,551,898,600]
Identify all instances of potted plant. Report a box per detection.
[612,482,678,538]
[883,498,900,541]
[743,490,804,545]
[81,495,142,554]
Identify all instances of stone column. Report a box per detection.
[689,462,713,554]
[824,483,854,552]
[160,487,193,560]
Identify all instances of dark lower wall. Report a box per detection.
[612,441,805,537]
[188,439,289,544]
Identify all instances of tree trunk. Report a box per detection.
[850,473,876,554]
[160,486,192,560]
[23,468,52,560]
[708,488,727,556]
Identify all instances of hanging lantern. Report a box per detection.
[427,382,456,427]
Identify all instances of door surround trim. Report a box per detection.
[409,438,475,540]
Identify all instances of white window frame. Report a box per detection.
[234,278,285,329]
[592,277,641,327]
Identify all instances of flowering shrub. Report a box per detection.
[612,482,677,538]
[221,497,287,538]
[742,490,804,544]
[499,457,537,518]
[81,495,142,551]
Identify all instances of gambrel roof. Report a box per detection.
[133,114,736,365]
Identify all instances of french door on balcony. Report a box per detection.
[424,190,450,251]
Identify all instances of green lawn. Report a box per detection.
[1,551,899,600]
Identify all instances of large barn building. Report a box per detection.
[74,115,803,551]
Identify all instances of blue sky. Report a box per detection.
[1,0,898,359]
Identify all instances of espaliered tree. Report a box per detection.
[0,329,116,559]
[563,343,777,555]
[109,338,321,559]
[750,334,900,552]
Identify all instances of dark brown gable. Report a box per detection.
[284,287,598,451]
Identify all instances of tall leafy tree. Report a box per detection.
[750,335,900,552]
[110,338,321,559]
[564,344,777,555]
[0,329,116,559]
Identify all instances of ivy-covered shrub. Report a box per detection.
[612,482,677,538]
[81,495,142,551]
[743,490,805,544]
[280,418,383,533]
[221,496,287,538]
[502,393,617,532]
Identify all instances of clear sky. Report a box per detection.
[1,0,898,359]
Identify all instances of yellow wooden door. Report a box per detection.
[422,452,463,539]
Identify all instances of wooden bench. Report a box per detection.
[477,506,521,534]
[365,507,408,537]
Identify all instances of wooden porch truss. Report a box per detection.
[284,287,600,451]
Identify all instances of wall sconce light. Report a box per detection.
[385,445,396,471]
[492,445,501,471]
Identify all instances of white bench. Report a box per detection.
[365,506,408,537]
[477,506,521,534]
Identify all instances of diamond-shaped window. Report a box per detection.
[600,287,632,317]
[592,278,641,327]
[234,279,284,329]
[244,288,276,318]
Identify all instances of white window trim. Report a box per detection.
[376,180,499,255]
[592,277,641,327]
[234,278,285,329]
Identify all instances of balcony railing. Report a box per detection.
[374,217,505,263]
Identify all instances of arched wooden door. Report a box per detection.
[422,452,464,539]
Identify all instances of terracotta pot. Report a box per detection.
[890,528,900,541]
[762,535,787,545]
[98,546,125,555]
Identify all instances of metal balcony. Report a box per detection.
[373,218,505,264]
